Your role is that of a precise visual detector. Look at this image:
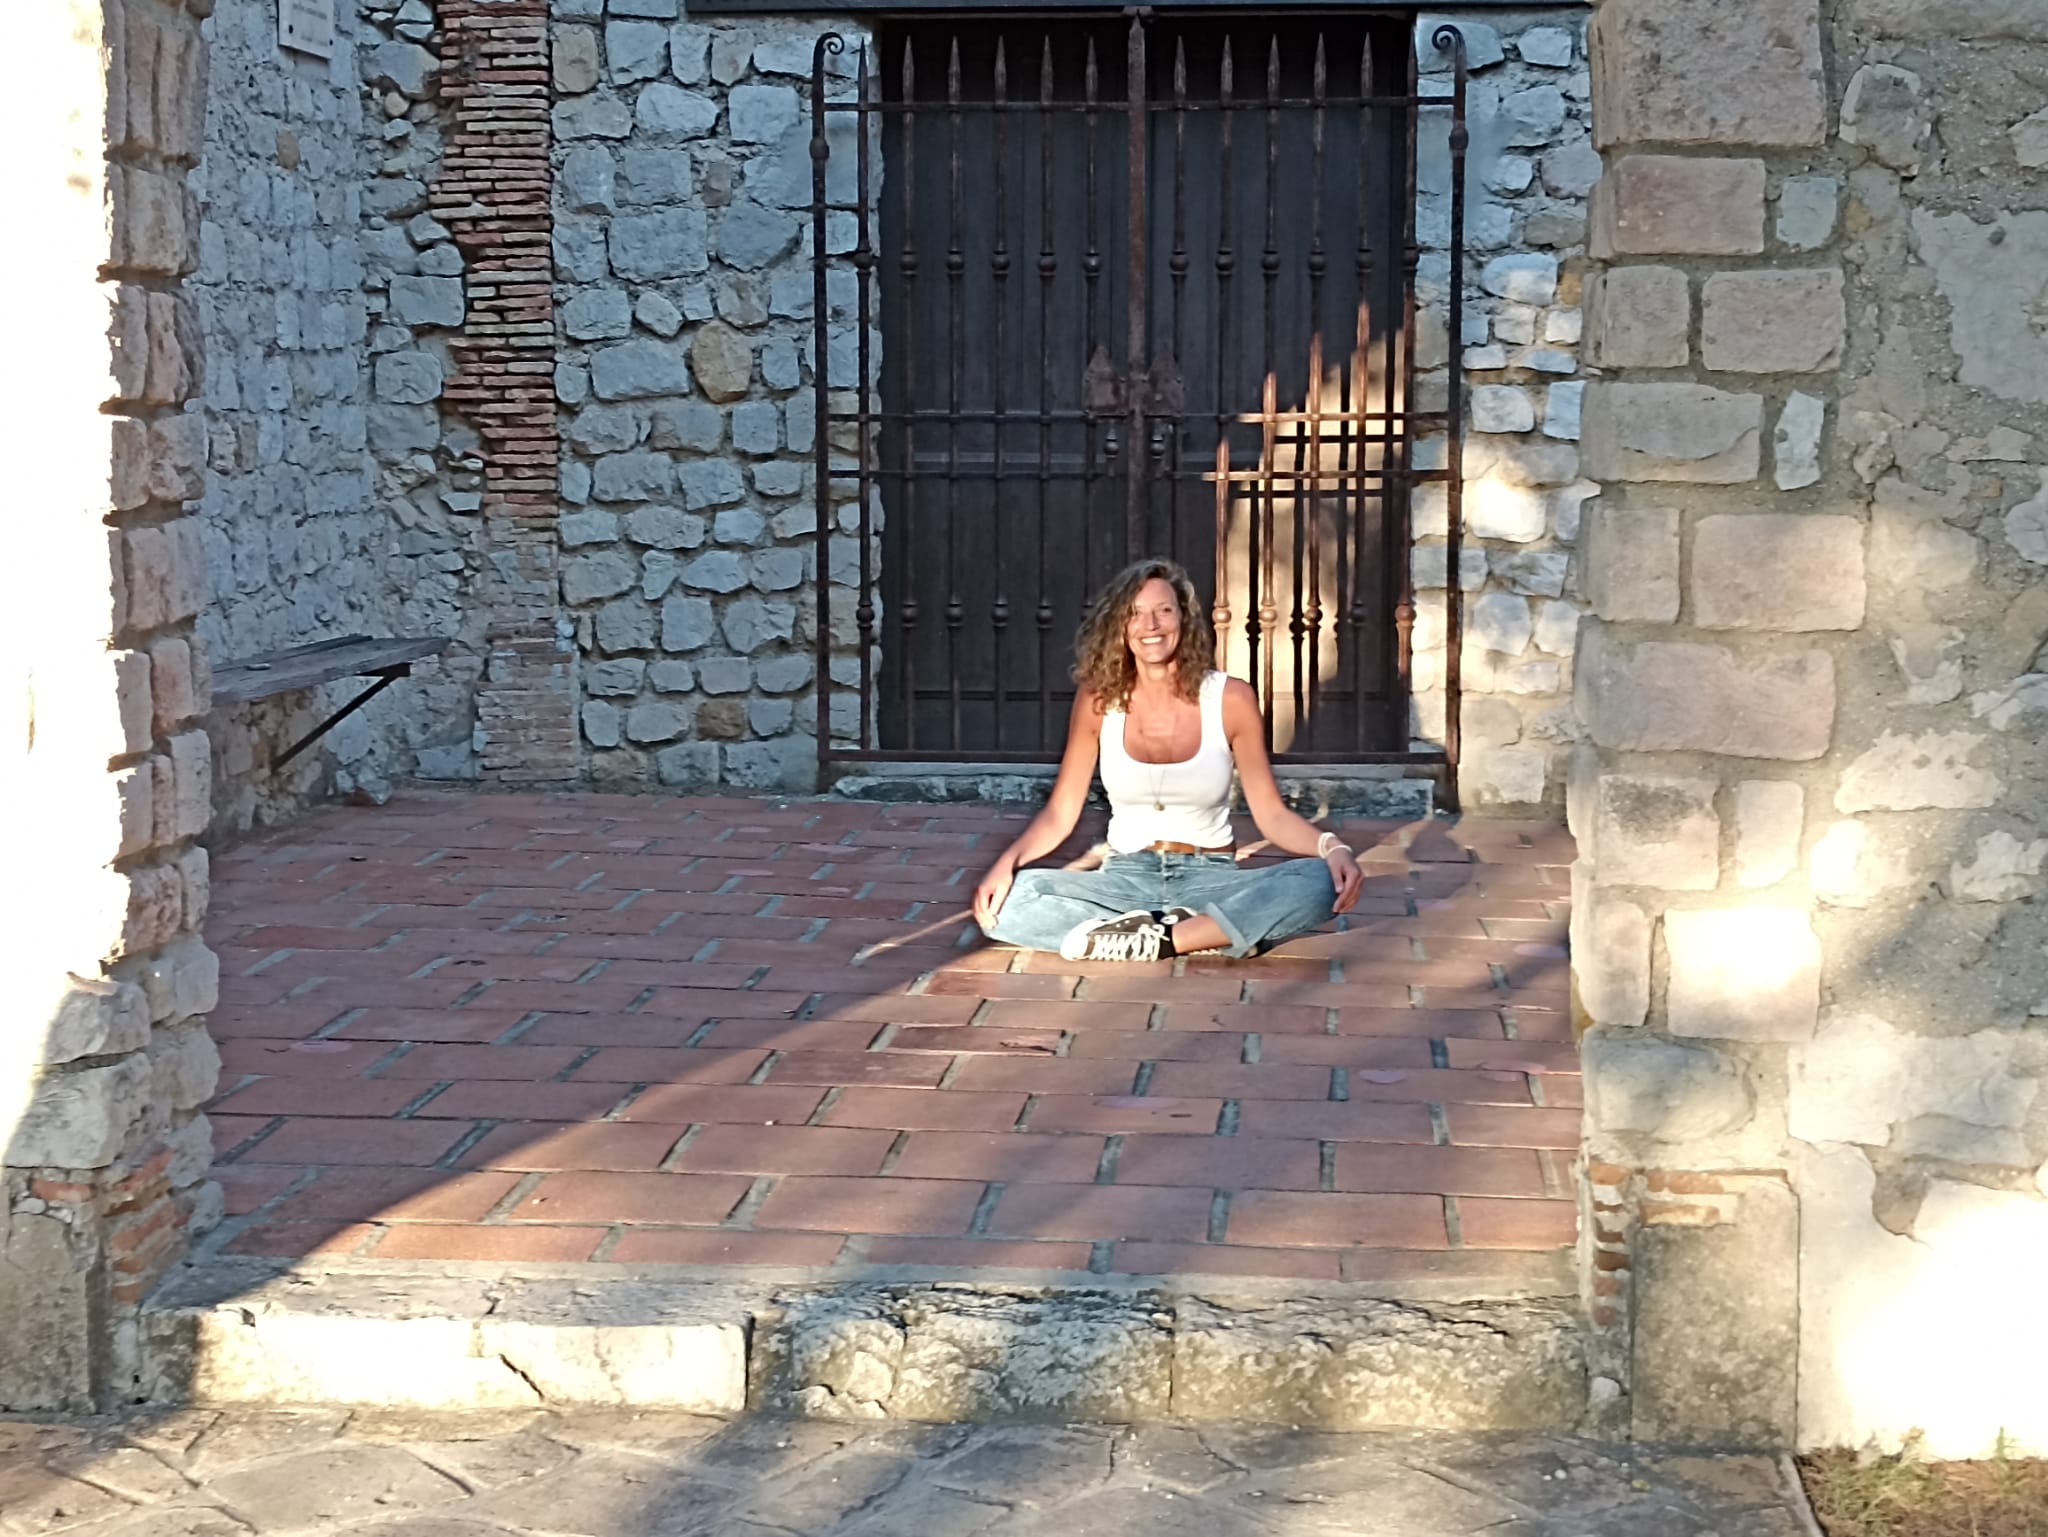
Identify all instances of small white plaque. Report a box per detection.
[278,0,336,59]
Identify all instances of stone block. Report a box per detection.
[1573,892,1650,1028]
[166,730,210,841]
[372,352,442,405]
[723,597,797,654]
[625,702,689,744]
[1471,386,1535,434]
[1840,64,1929,173]
[563,551,638,605]
[149,1022,220,1112]
[1479,253,1558,305]
[1633,1178,1799,1448]
[149,637,197,732]
[592,452,675,504]
[635,292,684,337]
[1790,1010,2033,1150]
[387,277,464,329]
[595,599,656,653]
[1590,157,1766,258]
[605,19,669,84]
[1468,592,1533,655]
[590,339,690,401]
[1576,629,1834,760]
[1463,482,1547,542]
[563,289,633,342]
[42,975,151,1067]
[1700,270,1845,375]
[1542,139,1604,199]
[1734,781,1803,889]
[1914,210,2048,409]
[1774,393,1824,491]
[115,165,192,277]
[1581,384,1762,484]
[625,507,706,549]
[661,595,716,652]
[691,323,753,402]
[1591,0,1824,148]
[0,1212,97,1410]
[1950,831,2048,902]
[730,83,802,144]
[1776,176,1839,250]
[636,83,719,138]
[1581,504,1679,623]
[1583,1030,1753,1142]
[585,659,645,698]
[8,1055,155,1169]
[1835,730,2000,812]
[1592,774,1720,891]
[552,26,600,94]
[1544,382,1583,442]
[679,462,746,511]
[1872,476,1982,589]
[1691,514,1865,631]
[580,701,621,748]
[1665,906,1821,1042]
[697,658,752,695]
[608,208,709,281]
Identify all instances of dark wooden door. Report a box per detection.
[868,12,1417,760]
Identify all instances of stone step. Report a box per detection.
[139,1260,1589,1431]
[828,762,1439,818]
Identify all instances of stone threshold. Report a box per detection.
[140,1255,1587,1430]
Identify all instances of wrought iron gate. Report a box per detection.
[809,16,1472,772]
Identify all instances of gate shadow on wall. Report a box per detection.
[803,18,1472,775]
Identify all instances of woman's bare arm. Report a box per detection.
[1221,679,1336,855]
[972,691,1105,926]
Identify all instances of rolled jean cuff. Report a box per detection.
[1200,903,1257,959]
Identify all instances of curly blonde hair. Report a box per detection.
[1072,558,1217,713]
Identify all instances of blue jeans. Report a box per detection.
[983,851,1338,958]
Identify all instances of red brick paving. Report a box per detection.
[199,791,1579,1286]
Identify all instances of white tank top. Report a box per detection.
[1099,671,1236,853]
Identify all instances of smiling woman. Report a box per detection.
[972,558,1366,964]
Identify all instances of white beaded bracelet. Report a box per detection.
[1317,831,1352,860]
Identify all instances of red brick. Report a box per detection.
[217,1039,392,1077]
[1184,954,1329,982]
[1256,1037,1436,1069]
[635,988,813,1021]
[806,994,981,1026]
[1443,1039,1581,1072]
[607,1229,849,1267]
[1018,950,1176,980]
[858,1236,1094,1271]
[456,1122,682,1171]
[884,1026,1066,1056]
[412,1081,631,1122]
[570,1048,769,1084]
[989,1183,1213,1242]
[821,1087,1026,1133]
[1107,1242,1343,1281]
[1339,1068,1533,1105]
[334,1008,532,1044]
[372,1044,585,1080]
[206,1115,279,1154]
[765,1052,951,1090]
[1332,1007,1506,1039]
[1444,1105,1581,1150]
[518,1014,717,1048]
[1077,975,1238,1004]
[929,979,1081,1004]
[267,1168,521,1224]
[1234,1100,1436,1143]
[976,1000,1157,1034]
[1154,1002,1326,1035]
[511,1171,751,1225]
[615,1083,827,1126]
[1507,1010,1574,1042]
[212,1164,303,1216]
[1457,1197,1578,1249]
[1228,1190,1448,1250]
[1066,1031,1249,1063]
[372,1224,605,1262]
[1145,1063,1337,1102]
[224,1222,379,1259]
[208,1078,423,1119]
[697,1019,883,1052]
[671,1124,895,1177]
[889,1132,1106,1184]
[1025,1095,1223,1136]
[244,1118,471,1166]
[1113,1136,1321,1191]
[204,1004,352,1041]
[945,1058,1142,1096]
[1333,1145,1546,1198]
[752,1176,984,1235]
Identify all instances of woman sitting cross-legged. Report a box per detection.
[973,557,1364,964]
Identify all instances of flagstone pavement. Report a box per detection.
[0,1408,1817,1537]
[195,791,1579,1288]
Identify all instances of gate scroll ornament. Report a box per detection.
[808,20,1472,798]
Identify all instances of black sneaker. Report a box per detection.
[1060,910,1172,963]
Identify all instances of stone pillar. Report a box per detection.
[9,0,222,1408]
[1572,0,1834,1448]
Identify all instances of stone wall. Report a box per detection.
[9,0,222,1409]
[550,3,860,792]
[1572,0,2048,1456]
[1408,8,1601,810]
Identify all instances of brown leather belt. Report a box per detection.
[1143,841,1236,856]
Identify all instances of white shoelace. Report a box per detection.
[1081,922,1166,963]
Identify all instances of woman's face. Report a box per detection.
[1125,577,1182,666]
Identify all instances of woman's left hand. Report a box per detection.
[1326,847,1363,914]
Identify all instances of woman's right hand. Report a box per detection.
[973,860,1015,930]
